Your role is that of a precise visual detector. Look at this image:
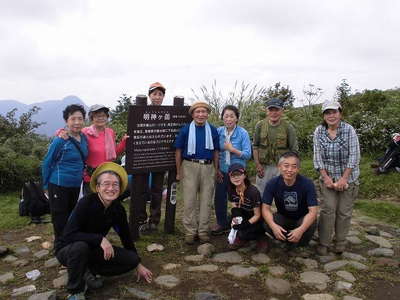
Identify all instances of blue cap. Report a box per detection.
[266,98,284,109]
[228,163,246,174]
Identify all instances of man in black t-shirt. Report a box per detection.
[262,152,318,247]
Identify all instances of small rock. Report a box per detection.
[300,271,330,291]
[2,255,18,263]
[212,251,243,263]
[184,254,204,262]
[365,235,392,248]
[346,236,362,245]
[44,258,60,268]
[162,263,182,270]
[26,270,41,281]
[27,290,57,300]
[269,266,286,276]
[53,273,68,288]
[194,292,221,300]
[0,246,9,257]
[41,242,52,250]
[15,246,31,257]
[374,257,400,267]
[318,255,336,263]
[226,265,258,278]
[348,261,367,270]
[342,252,366,262]
[25,236,42,242]
[367,248,394,257]
[33,250,49,259]
[336,270,356,282]
[251,253,271,264]
[265,277,291,295]
[324,260,348,272]
[233,283,239,287]
[237,246,253,253]
[296,258,318,270]
[146,243,164,252]
[0,272,14,284]
[343,296,363,300]
[365,226,379,236]
[302,294,335,300]
[379,230,393,238]
[188,264,218,272]
[12,259,29,267]
[347,230,360,236]
[197,243,215,257]
[11,285,36,297]
[335,280,352,291]
[126,287,152,300]
[154,275,180,288]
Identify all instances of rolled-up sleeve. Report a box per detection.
[252,122,261,149]
[313,127,325,171]
[240,129,252,160]
[346,126,360,169]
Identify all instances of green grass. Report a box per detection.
[354,200,400,227]
[0,192,31,230]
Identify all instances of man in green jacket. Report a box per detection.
[253,98,298,194]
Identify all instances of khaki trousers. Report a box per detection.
[255,164,279,194]
[181,160,215,237]
[318,181,359,247]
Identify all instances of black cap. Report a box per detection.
[266,98,284,109]
[228,163,246,174]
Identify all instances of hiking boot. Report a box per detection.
[198,234,210,243]
[67,292,86,300]
[211,224,230,236]
[185,235,195,245]
[333,244,346,255]
[84,270,103,290]
[316,245,328,256]
[256,238,269,253]
[228,237,247,250]
[139,222,152,235]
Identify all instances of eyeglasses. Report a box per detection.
[230,173,244,179]
[99,182,120,189]
[93,114,108,119]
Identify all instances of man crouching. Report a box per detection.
[56,162,152,300]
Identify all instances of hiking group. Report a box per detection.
[40,81,395,300]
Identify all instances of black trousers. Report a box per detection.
[56,241,140,294]
[263,213,317,246]
[129,172,164,226]
[48,183,80,244]
[237,221,265,241]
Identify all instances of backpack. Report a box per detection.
[19,180,50,218]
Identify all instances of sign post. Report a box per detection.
[126,96,190,239]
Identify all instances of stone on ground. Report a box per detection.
[302,294,335,300]
[12,259,29,267]
[342,252,366,262]
[188,264,219,272]
[11,285,36,297]
[269,266,286,276]
[346,236,362,245]
[347,230,360,236]
[379,230,393,238]
[126,287,152,300]
[27,290,57,300]
[52,273,68,288]
[318,256,336,263]
[365,235,392,248]
[367,248,394,257]
[374,257,400,267]
[0,272,14,284]
[25,236,41,242]
[226,265,258,278]
[365,226,379,236]
[2,255,18,263]
[336,270,356,282]
[154,275,180,288]
[197,243,215,257]
[15,246,31,257]
[251,253,270,264]
[212,251,243,263]
[146,243,164,252]
[41,242,52,250]
[44,257,60,268]
[347,261,367,270]
[162,263,182,270]
[184,254,204,262]
[343,296,363,300]
[295,258,318,270]
[300,271,330,291]
[194,291,221,300]
[335,280,352,291]
[26,269,41,281]
[324,260,348,272]
[33,250,49,259]
[265,277,291,295]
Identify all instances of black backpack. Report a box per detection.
[19,180,50,219]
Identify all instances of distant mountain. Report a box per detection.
[0,96,88,136]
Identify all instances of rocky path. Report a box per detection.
[0,216,399,300]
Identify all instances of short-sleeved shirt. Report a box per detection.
[262,175,318,220]
[229,184,261,220]
[174,123,220,160]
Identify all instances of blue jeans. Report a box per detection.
[214,172,230,228]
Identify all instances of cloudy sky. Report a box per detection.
[1,0,399,107]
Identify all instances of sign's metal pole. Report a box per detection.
[164,96,184,233]
[129,94,147,241]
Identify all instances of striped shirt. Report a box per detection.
[313,121,360,183]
